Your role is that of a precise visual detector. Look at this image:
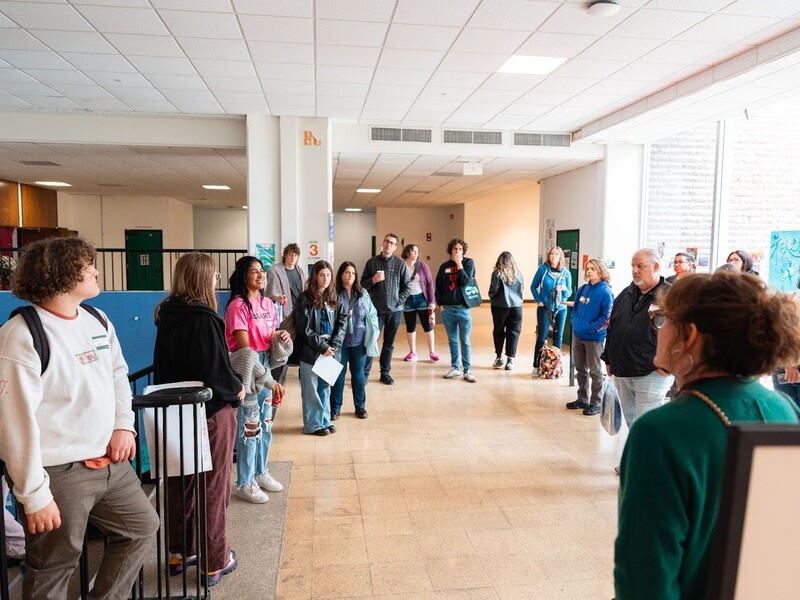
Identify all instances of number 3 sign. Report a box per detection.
[308,242,319,258]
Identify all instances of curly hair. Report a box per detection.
[659,272,800,377]
[303,261,337,309]
[12,237,96,303]
[447,238,468,255]
[282,243,301,262]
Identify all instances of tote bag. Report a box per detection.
[462,277,483,308]
[600,379,622,436]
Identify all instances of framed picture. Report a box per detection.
[706,424,800,599]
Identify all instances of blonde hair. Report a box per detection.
[547,246,566,270]
[585,258,611,283]
[494,251,518,284]
[156,253,218,321]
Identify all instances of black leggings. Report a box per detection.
[404,309,432,333]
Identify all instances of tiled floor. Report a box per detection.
[263,305,625,599]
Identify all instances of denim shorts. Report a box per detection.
[404,293,428,311]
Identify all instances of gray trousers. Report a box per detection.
[573,338,605,407]
[16,460,159,600]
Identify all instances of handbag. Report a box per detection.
[462,277,483,308]
[600,379,622,436]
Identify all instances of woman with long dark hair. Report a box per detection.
[154,252,243,586]
[295,261,348,435]
[225,256,290,504]
[329,261,379,420]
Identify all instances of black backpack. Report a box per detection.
[8,304,107,374]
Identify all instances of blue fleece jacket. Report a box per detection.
[570,280,614,342]
[530,264,572,311]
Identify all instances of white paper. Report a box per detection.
[142,381,213,476]
[312,354,344,386]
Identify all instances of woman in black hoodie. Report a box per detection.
[153,253,244,587]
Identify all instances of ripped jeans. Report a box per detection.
[235,351,273,488]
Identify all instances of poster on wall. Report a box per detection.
[545,219,555,251]
[769,230,800,292]
[256,243,276,268]
[307,240,321,275]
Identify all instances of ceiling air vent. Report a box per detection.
[19,160,62,166]
[370,127,431,142]
[514,132,571,147]
[442,130,502,145]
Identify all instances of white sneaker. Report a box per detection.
[463,371,477,383]
[531,367,539,378]
[234,481,269,504]
[256,472,284,492]
[444,368,462,379]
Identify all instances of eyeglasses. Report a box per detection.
[649,309,666,331]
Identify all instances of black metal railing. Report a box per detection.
[0,248,247,292]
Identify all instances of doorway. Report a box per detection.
[125,229,163,291]
[556,229,579,341]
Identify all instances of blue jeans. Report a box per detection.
[441,305,472,372]
[615,370,674,428]
[331,344,367,413]
[773,371,800,409]
[534,306,567,367]
[300,360,332,433]
[235,351,273,487]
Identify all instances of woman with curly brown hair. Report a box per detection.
[615,271,800,600]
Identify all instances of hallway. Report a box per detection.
[222,304,625,599]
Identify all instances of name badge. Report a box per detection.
[92,334,109,351]
[76,350,99,365]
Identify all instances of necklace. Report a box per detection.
[682,388,731,427]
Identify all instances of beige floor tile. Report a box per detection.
[495,582,562,600]
[552,577,615,599]
[314,494,362,517]
[315,463,356,480]
[359,493,407,515]
[357,477,402,496]
[312,536,369,567]
[314,449,354,466]
[409,509,465,532]
[362,511,414,537]
[276,567,313,600]
[281,539,313,569]
[364,533,423,563]
[352,449,392,464]
[402,492,454,512]
[311,564,372,599]
[425,556,493,591]
[435,588,500,599]
[416,529,476,560]
[313,515,365,539]
[466,528,533,556]
[372,593,438,600]
[314,478,359,497]
[370,560,434,595]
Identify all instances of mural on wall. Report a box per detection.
[769,230,800,292]
[256,243,276,268]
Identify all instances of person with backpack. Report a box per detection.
[530,246,572,377]
[0,237,159,598]
[566,258,614,415]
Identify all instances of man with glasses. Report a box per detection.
[601,248,674,432]
[666,251,695,283]
[361,233,411,385]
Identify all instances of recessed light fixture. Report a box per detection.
[242,205,248,209]
[497,55,567,75]
[35,181,71,187]
[203,184,230,190]
[587,0,622,17]
[356,188,381,193]
[344,208,362,212]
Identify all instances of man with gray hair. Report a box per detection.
[601,248,673,430]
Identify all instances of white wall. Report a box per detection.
[194,207,247,249]
[333,210,376,272]
[58,193,102,245]
[376,205,464,268]
[464,182,539,298]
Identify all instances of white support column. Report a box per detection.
[246,115,281,260]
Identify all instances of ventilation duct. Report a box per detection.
[513,132,571,147]
[370,127,432,142]
[443,130,502,145]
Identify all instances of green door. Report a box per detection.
[556,229,580,342]
[125,230,163,291]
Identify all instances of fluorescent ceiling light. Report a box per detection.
[35,181,71,187]
[202,184,230,190]
[587,0,621,17]
[356,188,381,193]
[241,205,248,209]
[498,55,567,75]
[344,208,362,212]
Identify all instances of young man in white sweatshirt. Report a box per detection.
[0,237,159,599]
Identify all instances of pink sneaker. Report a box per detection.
[404,352,417,361]
[429,352,440,362]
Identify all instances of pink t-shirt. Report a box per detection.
[224,296,279,353]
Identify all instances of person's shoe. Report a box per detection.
[404,352,417,361]
[206,550,237,587]
[312,427,329,436]
[505,360,514,371]
[566,400,590,410]
[328,424,337,433]
[331,411,340,421]
[531,367,539,378]
[355,408,368,419]
[444,368,462,379]
[463,371,477,383]
[582,405,601,416]
[256,472,284,492]
[234,482,269,504]
[169,553,197,576]
[430,352,440,362]
[379,373,395,385]
[492,357,504,369]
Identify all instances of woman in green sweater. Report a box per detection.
[614,271,800,600]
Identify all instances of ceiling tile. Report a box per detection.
[105,34,186,57]
[0,68,37,84]
[248,41,312,64]
[317,81,369,97]
[385,23,460,51]
[267,93,314,106]
[452,28,530,54]
[120,98,178,112]
[579,36,664,62]
[110,86,166,100]
[16,95,82,109]
[30,30,117,54]
[0,93,32,108]
[539,3,636,36]
[128,55,196,75]
[316,96,364,109]
[316,44,380,67]
[86,71,151,87]
[238,15,313,43]
[160,88,215,102]
[1,2,93,31]
[204,76,262,93]
[0,29,48,51]
[255,61,314,81]
[153,0,233,11]
[721,0,800,18]
[315,0,394,22]
[160,9,242,39]
[418,86,472,102]
[517,32,598,58]
[317,64,375,83]
[0,81,56,96]
[368,84,423,99]
[177,38,250,61]
[60,52,137,73]
[677,14,780,44]
[379,48,445,70]
[641,0,729,11]
[411,98,462,111]
[555,58,626,79]
[192,59,256,78]
[263,79,315,95]
[393,0,480,27]
[533,76,594,93]
[467,0,558,31]
[78,97,141,111]
[76,5,170,35]
[641,40,727,65]
[214,90,266,104]
[364,97,414,111]
[316,19,389,47]
[147,73,208,89]
[372,68,432,86]
[25,68,94,85]
[609,62,686,82]
[481,73,544,91]
[609,9,711,40]
[427,70,488,88]
[585,78,649,95]
[439,52,506,73]
[0,50,74,70]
